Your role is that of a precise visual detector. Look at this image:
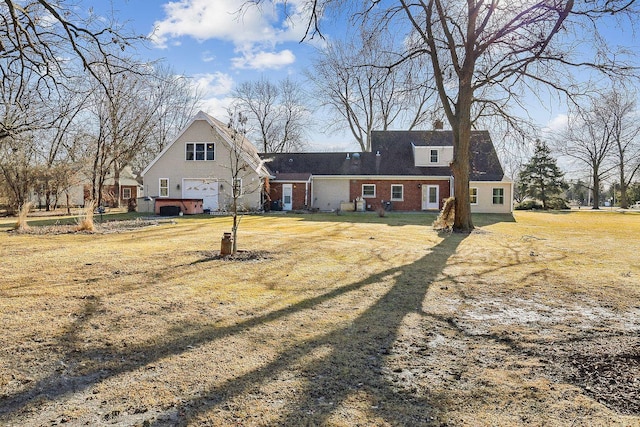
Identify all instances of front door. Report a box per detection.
[422,185,440,210]
[282,184,293,211]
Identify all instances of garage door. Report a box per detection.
[182,179,219,211]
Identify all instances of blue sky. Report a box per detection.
[83,0,640,155]
[86,0,339,147]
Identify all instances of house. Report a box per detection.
[84,165,143,208]
[140,112,512,215]
[140,111,270,214]
[263,130,513,214]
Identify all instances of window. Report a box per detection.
[186,143,214,161]
[470,187,478,205]
[362,184,376,198]
[391,184,403,201]
[430,149,439,163]
[122,187,131,200]
[492,188,504,205]
[159,178,169,197]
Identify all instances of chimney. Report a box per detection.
[375,150,381,174]
[434,120,444,130]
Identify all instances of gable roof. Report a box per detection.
[141,111,270,177]
[261,130,505,181]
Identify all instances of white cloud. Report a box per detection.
[200,96,235,119]
[231,49,296,70]
[201,50,216,62]
[545,113,569,132]
[150,0,308,49]
[191,72,234,97]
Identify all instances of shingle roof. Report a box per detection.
[260,130,504,181]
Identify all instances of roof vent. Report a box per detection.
[352,152,360,159]
[346,153,350,159]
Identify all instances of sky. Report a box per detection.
[88,0,345,149]
[83,0,640,160]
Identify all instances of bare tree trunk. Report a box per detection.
[592,172,600,209]
[114,165,121,209]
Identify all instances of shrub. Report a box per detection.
[515,200,543,210]
[546,197,569,210]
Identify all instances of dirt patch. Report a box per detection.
[194,250,273,262]
[7,219,163,235]
[547,336,640,415]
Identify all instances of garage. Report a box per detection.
[182,179,219,211]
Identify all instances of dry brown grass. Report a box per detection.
[0,210,638,426]
[13,202,32,231]
[76,200,96,231]
[433,197,455,230]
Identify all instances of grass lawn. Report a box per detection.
[0,210,638,426]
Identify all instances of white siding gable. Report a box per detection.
[412,143,454,167]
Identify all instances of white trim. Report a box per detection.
[390,184,404,201]
[282,184,293,211]
[492,187,505,205]
[295,175,451,181]
[429,148,439,163]
[185,141,215,161]
[423,185,440,210]
[470,187,478,205]
[362,184,376,198]
[159,178,169,198]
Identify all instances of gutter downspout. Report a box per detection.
[305,175,312,208]
[450,175,455,198]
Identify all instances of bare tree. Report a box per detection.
[0,0,142,105]
[603,89,640,208]
[245,0,640,232]
[232,77,310,153]
[225,110,267,254]
[0,133,38,212]
[35,86,89,210]
[307,28,434,152]
[133,65,203,171]
[560,100,619,209]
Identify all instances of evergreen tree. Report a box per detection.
[518,140,568,209]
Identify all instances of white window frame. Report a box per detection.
[159,178,169,197]
[390,184,404,201]
[186,142,215,161]
[430,149,439,163]
[492,187,504,205]
[470,187,478,205]
[122,187,131,200]
[362,184,376,198]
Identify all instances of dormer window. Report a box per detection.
[430,149,439,163]
[186,143,215,161]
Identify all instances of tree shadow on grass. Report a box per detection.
[151,234,468,426]
[0,234,466,426]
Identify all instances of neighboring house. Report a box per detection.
[140,112,512,215]
[84,165,143,208]
[140,111,270,214]
[263,130,513,214]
